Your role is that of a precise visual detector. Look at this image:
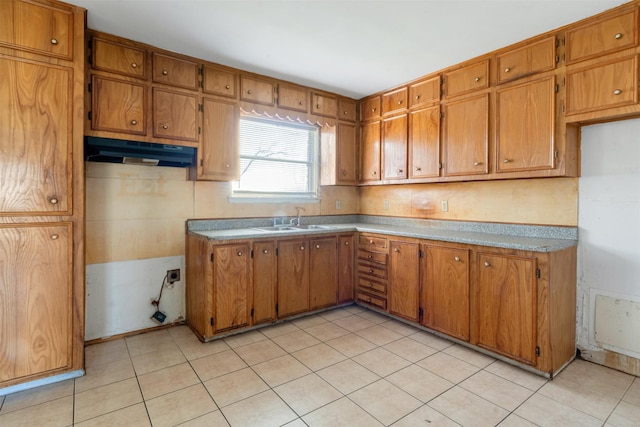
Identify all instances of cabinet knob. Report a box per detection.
[398,169,403,173]
[225,84,230,89]
[397,100,403,105]
[315,244,320,249]
[393,248,399,253]
[131,119,138,125]
[51,234,59,240]
[300,246,305,251]
[225,164,230,168]
[371,107,376,112]
[372,171,377,175]
[162,124,168,129]
[474,77,481,82]
[615,33,623,40]
[369,269,374,273]
[344,241,349,246]
[237,251,243,256]
[162,70,168,75]
[50,38,58,45]
[415,95,421,100]
[131,63,137,68]
[367,254,373,258]
[613,89,622,95]
[484,261,491,267]
[504,67,511,73]
[367,283,373,288]
[262,249,269,254]
[454,256,460,262]
[474,161,482,166]
[416,167,422,171]
[316,104,321,109]
[300,101,305,105]
[367,297,372,303]
[247,89,252,94]
[49,197,58,204]
[503,159,510,163]
[369,240,374,244]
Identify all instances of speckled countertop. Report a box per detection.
[187,215,577,253]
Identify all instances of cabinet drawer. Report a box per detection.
[566,55,638,115]
[382,87,408,115]
[358,262,387,279]
[497,36,556,83]
[240,75,275,106]
[357,278,386,295]
[203,65,237,98]
[278,84,308,112]
[445,60,489,98]
[338,98,356,122]
[410,76,440,109]
[152,88,198,141]
[311,92,337,117]
[360,96,381,121]
[357,250,387,264]
[358,234,388,250]
[92,38,146,78]
[357,292,387,310]
[566,9,638,64]
[152,53,199,90]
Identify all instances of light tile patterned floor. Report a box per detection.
[1,305,639,426]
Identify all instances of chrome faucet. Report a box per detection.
[290,206,305,226]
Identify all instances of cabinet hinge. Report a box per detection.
[88,83,92,92]
[555,55,560,64]
[536,268,541,278]
[210,317,214,326]
[554,84,559,93]
[88,39,93,49]
[440,111,444,119]
[439,163,444,170]
[418,307,424,317]
[562,103,565,113]
[555,38,559,48]
[535,346,540,357]
[419,249,424,258]
[562,37,566,46]
[554,150,559,159]
[198,104,203,112]
[251,249,254,259]
[198,81,203,88]
[87,54,92,64]
[199,66,204,75]
[210,253,214,262]
[275,303,278,314]
[198,126,201,135]
[87,111,92,121]
[200,159,203,167]
[250,308,254,317]
[563,77,566,87]
[276,248,279,256]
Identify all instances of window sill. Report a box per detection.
[228,194,320,204]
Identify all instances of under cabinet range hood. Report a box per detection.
[84,137,196,167]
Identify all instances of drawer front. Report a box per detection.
[497,36,556,83]
[278,84,308,112]
[357,262,387,279]
[338,98,357,122]
[445,60,489,98]
[92,38,146,78]
[357,292,387,310]
[357,278,386,295]
[567,9,638,64]
[410,76,440,109]
[152,53,199,90]
[360,96,381,121]
[357,250,387,264]
[382,87,408,115]
[311,93,337,117]
[203,65,237,98]
[358,234,388,250]
[241,76,275,106]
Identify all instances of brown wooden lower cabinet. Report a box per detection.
[388,240,420,322]
[309,236,338,310]
[277,238,310,318]
[252,240,276,325]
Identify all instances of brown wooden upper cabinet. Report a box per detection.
[91,74,147,136]
[278,83,308,112]
[311,92,337,117]
[360,96,381,121]
[444,60,489,98]
[338,98,357,122]
[566,8,639,64]
[443,94,489,176]
[195,98,240,181]
[240,75,275,106]
[202,65,237,99]
[152,87,198,141]
[382,87,408,115]
[409,76,440,109]
[92,37,146,79]
[360,120,381,182]
[382,114,408,180]
[152,53,199,91]
[0,0,73,60]
[497,36,557,84]
[409,105,441,179]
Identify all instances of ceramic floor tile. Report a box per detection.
[386,364,454,403]
[221,390,297,427]
[459,370,534,411]
[623,377,640,406]
[252,354,312,387]
[443,344,495,368]
[175,410,229,426]
[391,404,461,427]
[352,347,412,376]
[538,375,619,420]
[317,360,380,394]
[331,314,376,332]
[356,310,391,324]
[203,367,269,408]
[168,324,196,340]
[302,396,384,427]
[73,402,150,427]
[607,401,640,427]
[75,357,135,394]
[270,329,321,353]
[355,324,404,346]
[484,360,548,391]
[408,331,454,350]
[145,383,217,427]
[137,362,200,400]
[383,336,439,362]
[131,345,187,375]
[0,379,74,414]
[223,330,267,349]
[557,359,634,399]
[190,350,248,381]
[325,333,378,357]
[259,322,301,338]
[428,386,509,427]
[291,314,328,329]
[349,379,422,425]
[497,414,539,426]
[125,329,178,356]
[292,343,347,371]
[514,393,603,427]
[84,339,130,368]
[274,373,343,416]
[304,322,350,341]
[380,319,421,336]
[282,419,308,427]
[0,396,73,427]
[233,339,287,365]
[319,308,353,321]
[178,338,231,361]
[74,378,143,423]
[417,352,481,383]
[343,305,367,315]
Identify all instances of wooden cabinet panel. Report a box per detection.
[0,224,72,382]
[359,234,388,250]
[382,114,408,180]
[278,83,308,112]
[496,77,555,173]
[0,58,71,214]
[338,98,357,122]
[337,235,355,303]
[310,236,337,310]
[277,239,309,318]
[311,92,337,117]
[152,88,198,141]
[382,87,408,115]
[566,55,638,115]
[0,0,73,59]
[357,292,386,310]
[445,60,489,98]
[566,9,639,64]
[409,106,441,179]
[443,94,489,176]
[152,53,199,90]
[388,241,420,322]
[92,37,146,78]
[197,98,239,181]
[213,243,251,333]
[336,122,357,184]
[357,278,386,295]
[357,250,386,264]
[357,262,387,280]
[497,36,556,83]
[252,241,277,325]
[475,253,537,365]
[360,120,381,182]
[360,96,381,121]
[240,75,275,106]
[409,76,440,109]
[422,246,469,341]
[91,75,146,135]
[202,65,237,99]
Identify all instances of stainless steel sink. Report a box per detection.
[293,224,337,230]
[253,226,301,232]
[252,224,337,232]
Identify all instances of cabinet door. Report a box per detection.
[277,239,309,318]
[0,58,71,214]
[388,241,420,322]
[152,88,198,141]
[310,236,337,310]
[240,75,275,106]
[443,94,489,176]
[203,65,237,98]
[497,36,556,84]
[152,53,199,90]
[278,83,308,112]
[213,243,251,333]
[382,114,408,180]
[252,241,276,325]
[337,234,355,303]
[311,93,337,117]
[338,98,356,122]
[91,75,146,135]
[410,76,440,109]
[360,96,381,122]
[360,121,381,182]
[445,60,489,98]
[423,246,469,341]
[0,0,73,59]
[0,224,72,382]
[198,98,239,181]
[92,38,146,78]
[475,253,537,365]
[409,106,440,179]
[382,87,408,115]
[336,122,357,184]
[496,77,555,173]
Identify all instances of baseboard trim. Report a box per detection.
[0,370,84,397]
[84,320,186,347]
[579,347,640,376]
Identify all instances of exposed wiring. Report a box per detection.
[151,273,168,310]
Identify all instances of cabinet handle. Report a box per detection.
[615,33,623,40]
[131,63,137,68]
[474,77,481,82]
[162,70,168,75]
[415,95,421,100]
[262,249,269,254]
[454,256,460,262]
[247,90,252,94]
[504,67,511,73]
[51,234,59,240]
[162,124,168,129]
[49,197,58,204]
[315,244,320,249]
[503,159,510,163]
[225,84,230,89]
[613,89,622,95]
[131,119,138,125]
[50,38,58,45]
[484,261,491,267]
[300,246,305,251]
[474,161,482,166]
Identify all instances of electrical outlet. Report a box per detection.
[335,200,343,210]
[441,200,449,212]
[384,200,390,210]
[167,269,180,284]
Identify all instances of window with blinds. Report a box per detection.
[233,117,319,199]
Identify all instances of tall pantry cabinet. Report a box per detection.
[0,0,86,390]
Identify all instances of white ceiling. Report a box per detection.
[72,0,625,99]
